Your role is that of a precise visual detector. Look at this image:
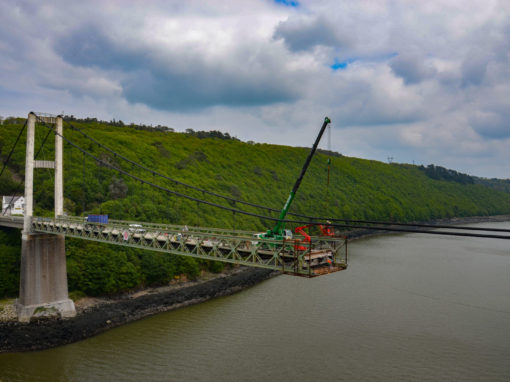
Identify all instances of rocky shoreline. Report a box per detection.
[0,267,276,353]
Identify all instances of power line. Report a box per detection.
[37,117,510,240]
[327,222,510,240]
[317,218,510,233]
[64,120,510,234]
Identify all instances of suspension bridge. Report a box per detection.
[0,112,351,321]
[1,112,510,322]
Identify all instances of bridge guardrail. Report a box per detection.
[31,216,347,276]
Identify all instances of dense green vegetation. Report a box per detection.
[417,164,510,193]
[474,177,510,193]
[0,228,20,297]
[418,164,474,184]
[1,116,510,298]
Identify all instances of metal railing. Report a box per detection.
[31,216,347,277]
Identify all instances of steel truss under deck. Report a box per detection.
[31,216,347,277]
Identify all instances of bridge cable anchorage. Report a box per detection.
[61,120,510,234]
[1,119,54,216]
[35,116,510,239]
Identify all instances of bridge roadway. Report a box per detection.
[7,216,344,276]
[0,215,23,229]
[0,215,347,276]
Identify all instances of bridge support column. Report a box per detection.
[22,113,35,236]
[17,233,76,322]
[16,112,76,322]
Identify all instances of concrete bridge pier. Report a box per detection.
[16,112,75,322]
[17,234,76,322]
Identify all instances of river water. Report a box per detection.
[1,222,510,381]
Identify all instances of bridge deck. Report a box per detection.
[0,215,24,229]
[30,216,347,277]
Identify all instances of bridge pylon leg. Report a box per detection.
[16,113,75,322]
[17,233,76,322]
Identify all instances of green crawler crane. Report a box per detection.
[260,116,331,241]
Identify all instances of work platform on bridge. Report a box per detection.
[31,216,348,277]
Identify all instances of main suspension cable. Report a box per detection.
[64,120,510,234]
[37,117,510,240]
[2,119,54,215]
[0,119,27,178]
[65,121,279,213]
[325,222,510,240]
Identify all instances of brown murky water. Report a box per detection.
[1,222,509,381]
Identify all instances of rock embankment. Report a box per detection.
[0,267,275,353]
[0,302,16,322]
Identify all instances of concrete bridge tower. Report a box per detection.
[16,112,76,322]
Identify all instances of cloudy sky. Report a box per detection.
[1,0,509,178]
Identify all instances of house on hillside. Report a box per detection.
[2,196,25,216]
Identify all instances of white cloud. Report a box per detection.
[1,0,510,178]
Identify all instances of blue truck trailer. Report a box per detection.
[87,214,108,224]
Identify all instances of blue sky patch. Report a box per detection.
[331,58,356,70]
[274,0,299,7]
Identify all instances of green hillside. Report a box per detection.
[1,116,510,298]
